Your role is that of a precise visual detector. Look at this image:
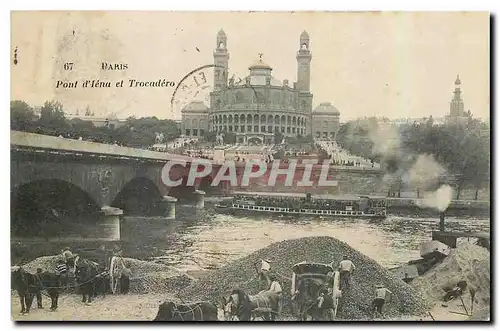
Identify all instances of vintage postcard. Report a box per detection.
[10,11,490,322]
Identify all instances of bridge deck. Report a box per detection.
[11,131,194,163]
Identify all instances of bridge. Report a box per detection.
[10,131,385,240]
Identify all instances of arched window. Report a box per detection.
[301,43,308,50]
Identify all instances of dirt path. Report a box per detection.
[11,292,175,321]
[12,291,475,322]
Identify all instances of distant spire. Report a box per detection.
[455,75,461,85]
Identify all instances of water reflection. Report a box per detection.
[124,204,490,273]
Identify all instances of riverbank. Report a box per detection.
[11,236,490,321]
[386,197,490,216]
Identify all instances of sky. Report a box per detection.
[10,11,490,121]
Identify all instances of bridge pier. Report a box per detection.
[195,190,205,209]
[100,206,123,241]
[162,196,178,219]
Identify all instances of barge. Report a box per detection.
[215,191,387,219]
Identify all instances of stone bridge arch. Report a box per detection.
[111,176,164,216]
[11,179,101,238]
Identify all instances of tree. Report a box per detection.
[11,100,36,131]
[70,118,96,138]
[37,100,70,135]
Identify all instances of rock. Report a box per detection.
[178,236,430,320]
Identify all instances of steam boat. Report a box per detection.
[215,191,387,219]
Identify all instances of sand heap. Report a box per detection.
[18,255,193,294]
[411,243,490,320]
[178,236,430,320]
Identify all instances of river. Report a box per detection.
[125,202,490,274]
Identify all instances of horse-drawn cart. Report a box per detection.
[291,262,339,321]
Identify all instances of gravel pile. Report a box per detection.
[178,236,430,320]
[130,272,194,294]
[411,243,490,319]
[18,255,194,295]
[20,255,61,274]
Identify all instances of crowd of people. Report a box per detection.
[315,140,376,169]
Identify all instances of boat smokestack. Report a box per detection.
[439,211,445,231]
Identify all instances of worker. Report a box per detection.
[259,259,271,291]
[316,287,335,321]
[120,262,132,294]
[61,247,75,273]
[338,255,355,289]
[371,285,392,316]
[268,274,283,318]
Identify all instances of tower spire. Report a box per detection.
[450,74,464,117]
[213,29,229,90]
[296,30,312,92]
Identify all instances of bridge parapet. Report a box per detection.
[11,131,194,163]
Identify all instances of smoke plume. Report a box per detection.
[406,154,446,191]
[363,120,453,211]
[369,121,401,159]
[416,184,453,211]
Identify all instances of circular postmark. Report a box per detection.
[170,64,223,116]
[171,65,256,117]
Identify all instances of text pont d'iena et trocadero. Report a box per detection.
[161,159,339,187]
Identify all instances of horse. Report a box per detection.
[294,278,325,321]
[152,300,219,321]
[75,258,100,305]
[38,272,63,311]
[11,267,62,313]
[223,288,280,321]
[93,270,111,297]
